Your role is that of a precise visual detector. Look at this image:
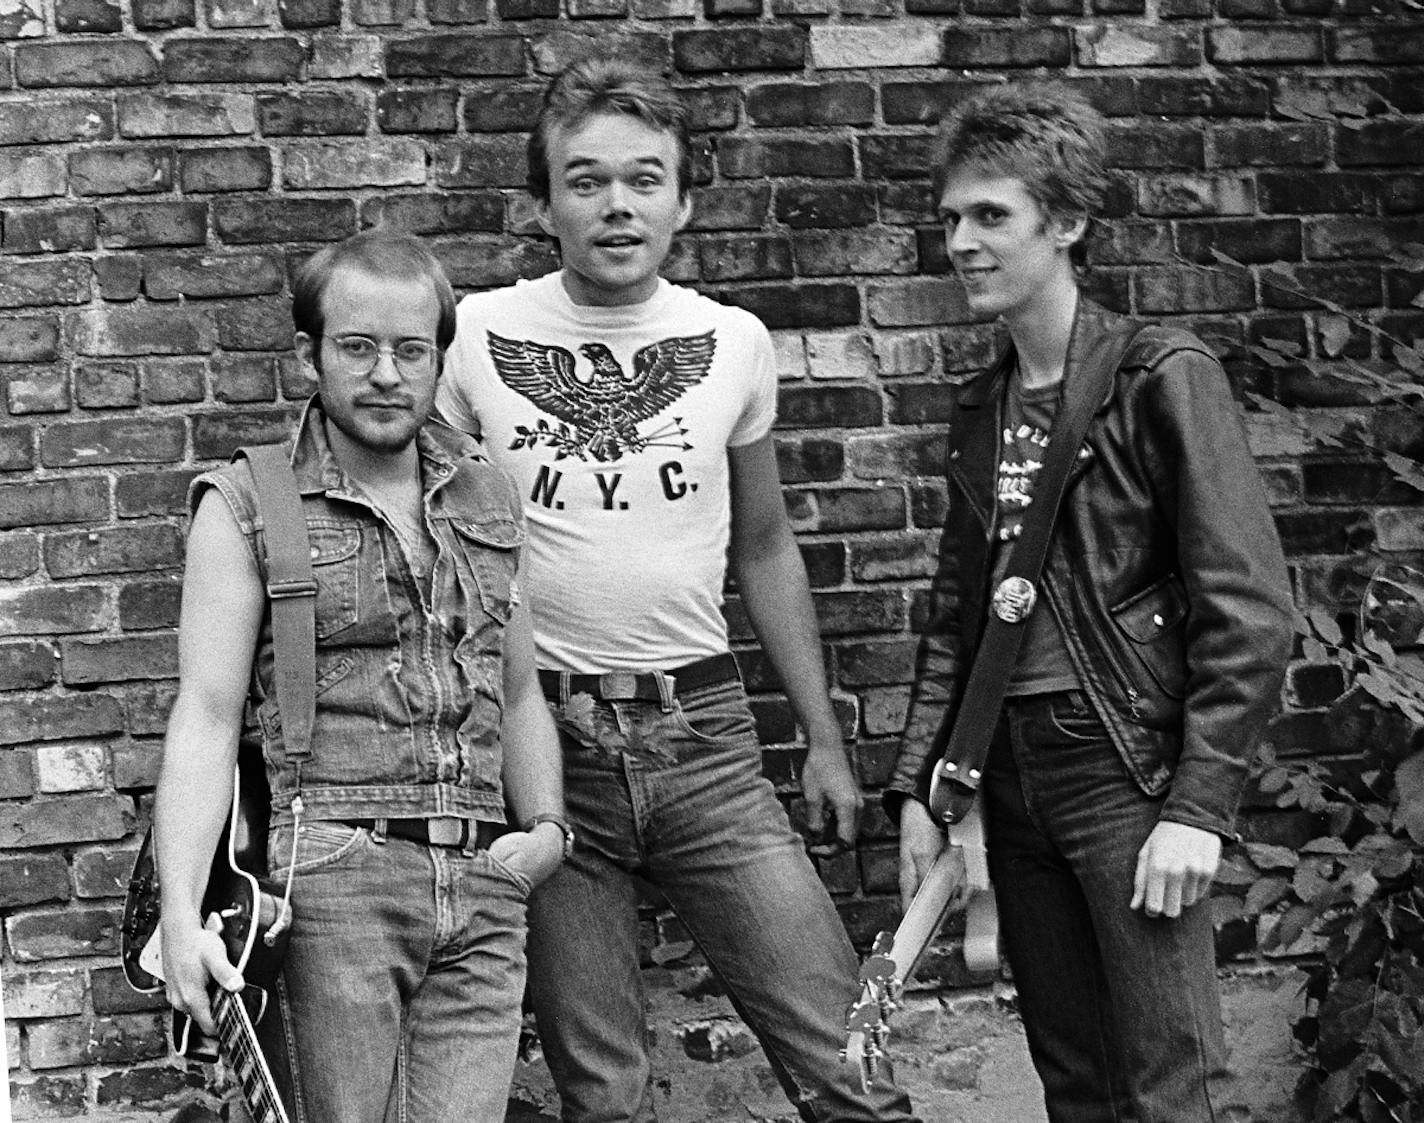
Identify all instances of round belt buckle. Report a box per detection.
[992,576,1037,623]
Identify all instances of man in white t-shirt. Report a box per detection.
[437,50,917,1123]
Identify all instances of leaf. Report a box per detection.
[1392,750,1424,845]
[1302,836,1350,854]
[1320,314,1353,358]
[1257,766,1292,795]
[1381,451,1424,496]
[1309,608,1345,647]
[1244,841,1300,870]
[1245,875,1293,915]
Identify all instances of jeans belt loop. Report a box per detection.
[654,669,676,713]
[558,670,570,708]
[371,817,388,844]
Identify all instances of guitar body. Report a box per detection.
[121,749,293,1123]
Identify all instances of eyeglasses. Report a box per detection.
[320,334,440,376]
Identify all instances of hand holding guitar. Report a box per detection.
[161,911,245,1038]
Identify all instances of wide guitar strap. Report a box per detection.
[927,323,1143,825]
[233,444,316,765]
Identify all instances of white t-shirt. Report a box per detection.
[437,273,778,673]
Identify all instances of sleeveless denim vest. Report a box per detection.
[189,400,525,828]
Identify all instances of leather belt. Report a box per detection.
[342,817,502,849]
[538,653,739,703]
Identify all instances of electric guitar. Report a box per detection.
[121,760,292,1123]
[842,804,1000,1092]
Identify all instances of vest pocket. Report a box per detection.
[450,518,523,624]
[307,524,361,639]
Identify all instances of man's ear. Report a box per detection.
[674,193,694,233]
[535,199,557,239]
[294,332,317,368]
[1055,212,1089,251]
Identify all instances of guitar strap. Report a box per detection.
[233,444,316,765]
[927,322,1143,825]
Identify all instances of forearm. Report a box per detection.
[500,686,563,824]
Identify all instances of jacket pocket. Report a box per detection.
[307,524,361,639]
[451,518,524,624]
[1110,573,1188,700]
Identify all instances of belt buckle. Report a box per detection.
[599,671,640,701]
[425,817,465,847]
[991,576,1037,623]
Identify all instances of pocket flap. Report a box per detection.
[307,525,360,565]
[451,517,525,551]
[1113,575,1188,643]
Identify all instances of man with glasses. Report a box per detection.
[153,228,567,1122]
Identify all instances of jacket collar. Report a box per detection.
[287,395,482,500]
[954,297,1129,415]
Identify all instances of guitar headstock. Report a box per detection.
[841,930,901,1093]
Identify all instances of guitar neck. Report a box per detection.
[886,847,963,982]
[214,989,290,1123]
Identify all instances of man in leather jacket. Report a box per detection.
[889,88,1293,1122]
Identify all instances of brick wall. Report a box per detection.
[0,1,1421,1116]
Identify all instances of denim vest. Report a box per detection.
[189,400,525,828]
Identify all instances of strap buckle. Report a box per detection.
[928,757,980,825]
[268,577,317,600]
[597,672,641,701]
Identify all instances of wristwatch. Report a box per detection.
[523,812,575,860]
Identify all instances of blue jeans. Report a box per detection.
[984,691,1229,1123]
[527,678,917,1123]
[257,821,529,1123]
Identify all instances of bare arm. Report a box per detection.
[728,436,862,848]
[489,594,566,885]
[154,490,265,1034]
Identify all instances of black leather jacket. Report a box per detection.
[888,300,1293,839]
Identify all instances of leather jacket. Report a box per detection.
[888,300,1293,839]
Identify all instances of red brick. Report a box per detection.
[1332,25,1424,65]
[0,97,113,145]
[258,90,368,136]
[95,255,145,301]
[774,184,875,229]
[4,899,125,962]
[0,692,124,746]
[179,145,272,192]
[118,576,183,627]
[0,793,129,851]
[496,0,556,14]
[69,146,173,196]
[134,0,194,24]
[378,86,458,133]
[385,33,525,76]
[1134,266,1254,313]
[95,1064,200,1108]
[145,252,283,300]
[7,366,71,415]
[141,358,206,404]
[1177,218,1302,264]
[116,467,198,519]
[91,964,167,1014]
[361,191,505,235]
[810,590,908,636]
[674,28,807,71]
[16,41,159,87]
[1337,120,1424,167]
[746,81,873,127]
[0,853,70,909]
[859,134,935,181]
[162,37,304,82]
[10,1076,86,1116]
[721,283,860,330]
[80,305,212,356]
[62,634,177,684]
[775,435,845,483]
[1077,24,1201,67]
[1207,27,1322,65]
[847,430,946,478]
[0,258,90,308]
[1108,122,1204,169]
[279,0,340,21]
[698,234,791,282]
[0,150,67,199]
[1087,220,1174,266]
[1306,217,1420,261]
[215,196,356,243]
[351,0,416,21]
[868,278,972,328]
[215,297,295,351]
[1261,263,1382,310]
[835,638,918,686]
[718,137,854,179]
[192,407,301,458]
[1210,123,1328,168]
[942,27,1071,68]
[98,200,207,247]
[684,185,770,232]
[0,0,42,33]
[117,91,255,138]
[433,135,529,188]
[2,205,96,253]
[43,523,183,577]
[0,478,108,530]
[0,639,57,690]
[212,353,279,401]
[1257,171,1379,215]
[428,0,488,17]
[800,485,905,532]
[793,230,918,277]
[0,747,33,797]
[777,385,883,429]
[0,533,40,578]
[1136,76,1271,117]
[124,682,177,737]
[458,85,542,132]
[433,237,559,289]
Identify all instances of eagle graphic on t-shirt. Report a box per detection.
[487,330,717,463]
